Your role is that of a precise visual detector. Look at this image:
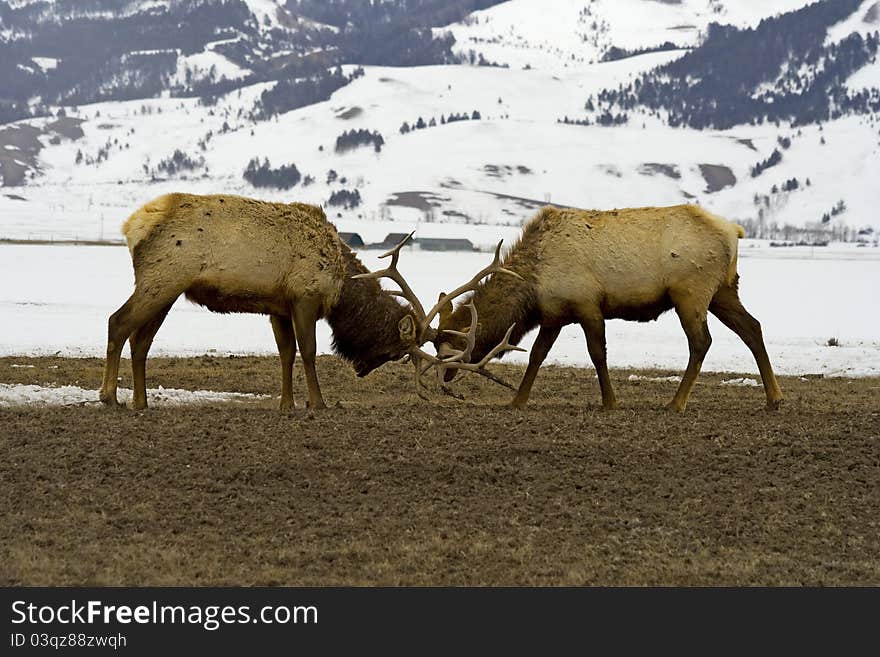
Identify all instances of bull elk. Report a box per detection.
[431,204,784,412]
[99,193,443,410]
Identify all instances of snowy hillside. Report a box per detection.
[2,57,878,243]
[1,0,879,243]
[440,0,820,70]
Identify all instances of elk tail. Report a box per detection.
[727,224,745,286]
[122,194,175,255]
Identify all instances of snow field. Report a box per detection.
[1,243,877,378]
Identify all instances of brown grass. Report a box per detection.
[1,355,878,585]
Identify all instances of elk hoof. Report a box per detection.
[601,400,619,411]
[99,394,124,409]
[279,400,295,412]
[306,400,327,410]
[766,398,783,411]
[665,401,686,413]
[507,400,527,410]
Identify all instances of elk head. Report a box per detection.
[353,235,524,398]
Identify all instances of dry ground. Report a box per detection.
[1,355,878,585]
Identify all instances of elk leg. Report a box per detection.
[100,288,179,407]
[582,318,617,410]
[100,296,134,407]
[292,301,326,410]
[270,314,297,411]
[710,284,783,410]
[509,325,560,409]
[129,303,173,411]
[668,299,712,412]
[100,296,135,407]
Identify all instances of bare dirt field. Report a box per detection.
[1,355,878,585]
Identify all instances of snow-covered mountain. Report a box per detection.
[1,0,879,244]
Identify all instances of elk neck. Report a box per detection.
[458,268,540,361]
[327,245,412,372]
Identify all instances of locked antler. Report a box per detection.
[351,231,428,329]
[352,235,523,398]
[417,240,521,343]
[440,321,526,375]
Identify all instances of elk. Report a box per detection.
[431,204,784,412]
[99,193,438,411]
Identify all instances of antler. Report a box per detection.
[407,345,449,400]
[414,243,524,396]
[436,300,478,364]
[351,234,524,398]
[411,243,524,396]
[351,231,428,327]
[441,322,526,373]
[420,302,524,393]
[411,338,520,396]
[417,240,521,343]
[352,235,520,346]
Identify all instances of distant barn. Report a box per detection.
[367,232,413,250]
[338,232,364,248]
[380,232,412,248]
[418,237,476,252]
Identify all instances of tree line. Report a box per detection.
[590,0,880,129]
[399,111,482,133]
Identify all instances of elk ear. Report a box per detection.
[398,314,417,342]
[438,292,453,328]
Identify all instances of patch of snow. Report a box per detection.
[720,377,761,387]
[139,1,170,10]
[826,0,880,44]
[31,57,59,71]
[205,36,245,50]
[127,49,178,57]
[171,50,250,87]
[242,0,284,30]
[712,0,816,26]
[239,0,339,33]
[846,55,880,91]
[628,374,683,383]
[0,383,270,407]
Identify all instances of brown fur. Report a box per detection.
[327,245,412,377]
[439,204,783,412]
[101,193,414,411]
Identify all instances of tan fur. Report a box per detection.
[101,193,413,411]
[440,204,782,412]
[122,193,344,313]
[123,193,176,255]
[525,205,744,320]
